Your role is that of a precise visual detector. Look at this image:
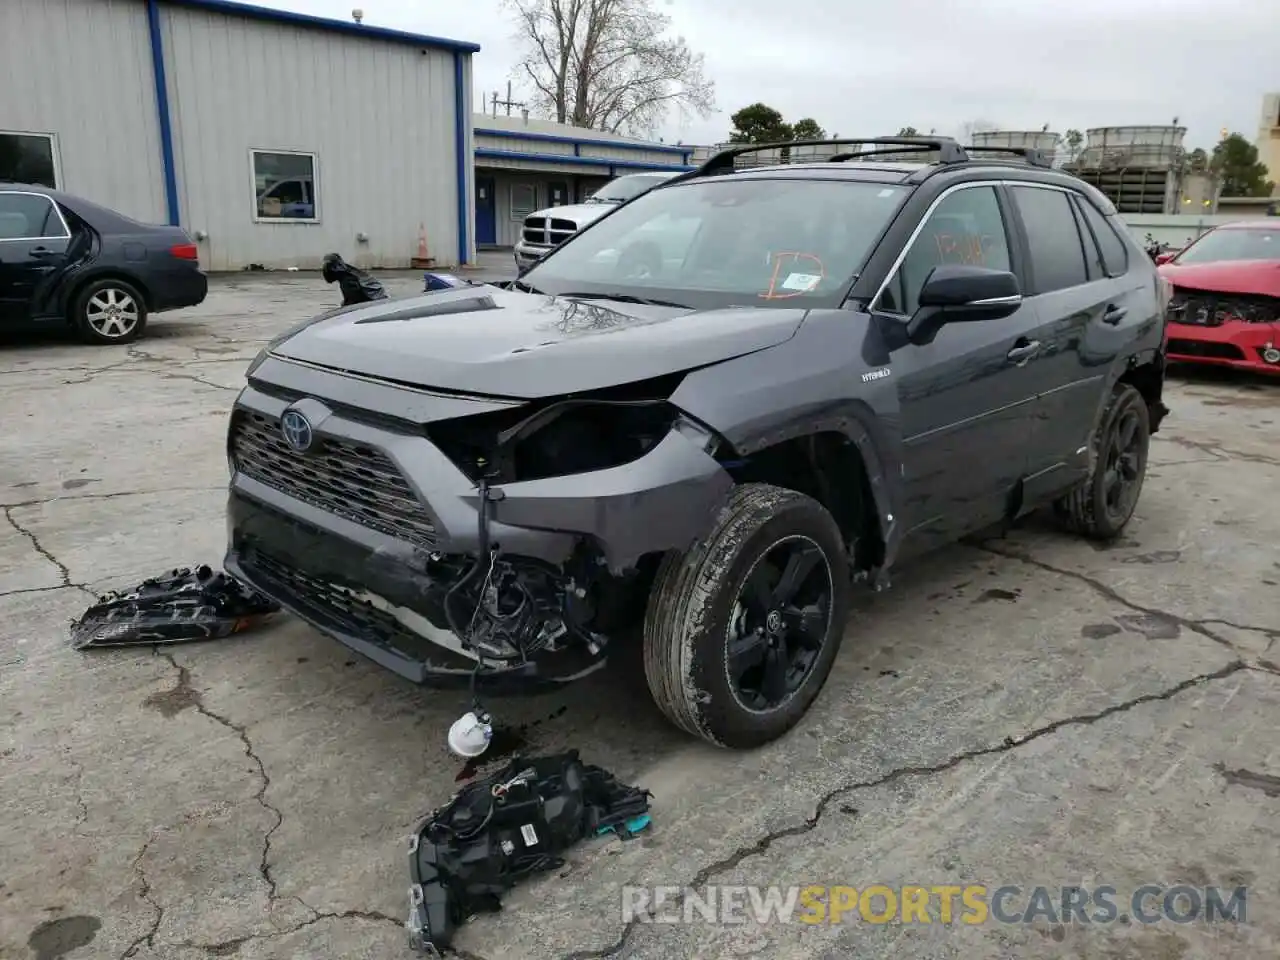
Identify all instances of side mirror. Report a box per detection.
[1155,251,1176,266]
[905,264,1022,345]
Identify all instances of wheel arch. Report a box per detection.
[62,268,153,318]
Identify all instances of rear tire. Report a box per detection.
[642,483,850,749]
[1055,382,1150,540]
[71,278,147,345]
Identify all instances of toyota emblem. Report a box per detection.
[280,409,314,452]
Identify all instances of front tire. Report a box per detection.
[1055,382,1150,540]
[72,278,147,345]
[643,483,850,749]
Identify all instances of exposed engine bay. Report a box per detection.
[411,373,711,674]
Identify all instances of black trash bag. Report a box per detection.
[406,750,652,953]
[322,252,388,305]
[70,565,280,649]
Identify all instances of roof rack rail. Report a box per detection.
[962,145,1054,169]
[683,136,970,179]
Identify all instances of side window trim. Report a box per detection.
[1072,193,1130,278]
[1067,194,1103,282]
[870,181,1014,316]
[0,190,71,242]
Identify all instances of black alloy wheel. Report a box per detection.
[1101,403,1145,527]
[726,535,833,713]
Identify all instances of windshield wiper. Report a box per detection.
[511,279,546,295]
[557,292,691,309]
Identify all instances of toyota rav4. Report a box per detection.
[225,136,1170,749]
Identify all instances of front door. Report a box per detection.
[0,191,71,322]
[874,183,1039,554]
[475,176,496,246]
[547,181,569,207]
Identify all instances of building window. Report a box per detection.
[510,183,538,220]
[0,131,59,189]
[251,150,318,222]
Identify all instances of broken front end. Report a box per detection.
[223,358,733,690]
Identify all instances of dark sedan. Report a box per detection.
[0,183,207,344]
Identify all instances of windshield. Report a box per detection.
[1174,226,1280,264]
[587,174,671,203]
[520,177,911,310]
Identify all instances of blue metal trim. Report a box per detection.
[474,148,693,172]
[474,127,688,156]
[146,0,181,226]
[160,0,480,52]
[453,52,469,266]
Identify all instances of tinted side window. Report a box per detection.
[1010,186,1088,294]
[878,185,1012,315]
[0,192,66,240]
[1075,198,1129,277]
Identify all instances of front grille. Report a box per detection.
[229,410,437,546]
[1167,289,1279,327]
[521,215,578,247]
[1166,338,1245,360]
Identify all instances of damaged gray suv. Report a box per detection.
[225,136,1170,749]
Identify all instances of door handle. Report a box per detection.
[1006,339,1041,365]
[28,247,57,259]
[1102,304,1127,325]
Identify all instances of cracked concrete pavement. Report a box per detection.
[2,265,1279,960]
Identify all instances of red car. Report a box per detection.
[1156,220,1280,375]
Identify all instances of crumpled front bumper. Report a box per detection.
[1165,321,1280,374]
[224,367,734,688]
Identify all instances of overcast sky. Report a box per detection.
[275,0,1275,151]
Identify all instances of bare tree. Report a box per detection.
[505,0,715,136]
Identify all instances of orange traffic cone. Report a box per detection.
[411,223,435,268]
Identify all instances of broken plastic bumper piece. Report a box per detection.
[70,565,280,649]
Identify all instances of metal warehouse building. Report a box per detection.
[472,114,694,248]
[0,0,479,271]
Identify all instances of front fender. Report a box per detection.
[670,309,906,568]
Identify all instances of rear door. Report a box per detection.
[874,182,1039,552]
[0,190,71,322]
[1003,183,1140,501]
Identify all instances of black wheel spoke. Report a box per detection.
[727,629,769,679]
[742,565,774,618]
[761,646,789,703]
[771,545,821,607]
[782,602,826,649]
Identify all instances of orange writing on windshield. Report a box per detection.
[760,251,826,299]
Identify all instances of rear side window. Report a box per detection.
[0,192,67,240]
[1010,185,1088,294]
[1074,197,1129,277]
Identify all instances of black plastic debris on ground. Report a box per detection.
[407,749,652,953]
[70,565,280,649]
[322,252,388,305]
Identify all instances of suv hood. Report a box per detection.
[526,202,617,230]
[269,285,807,399]
[1158,259,1280,298]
